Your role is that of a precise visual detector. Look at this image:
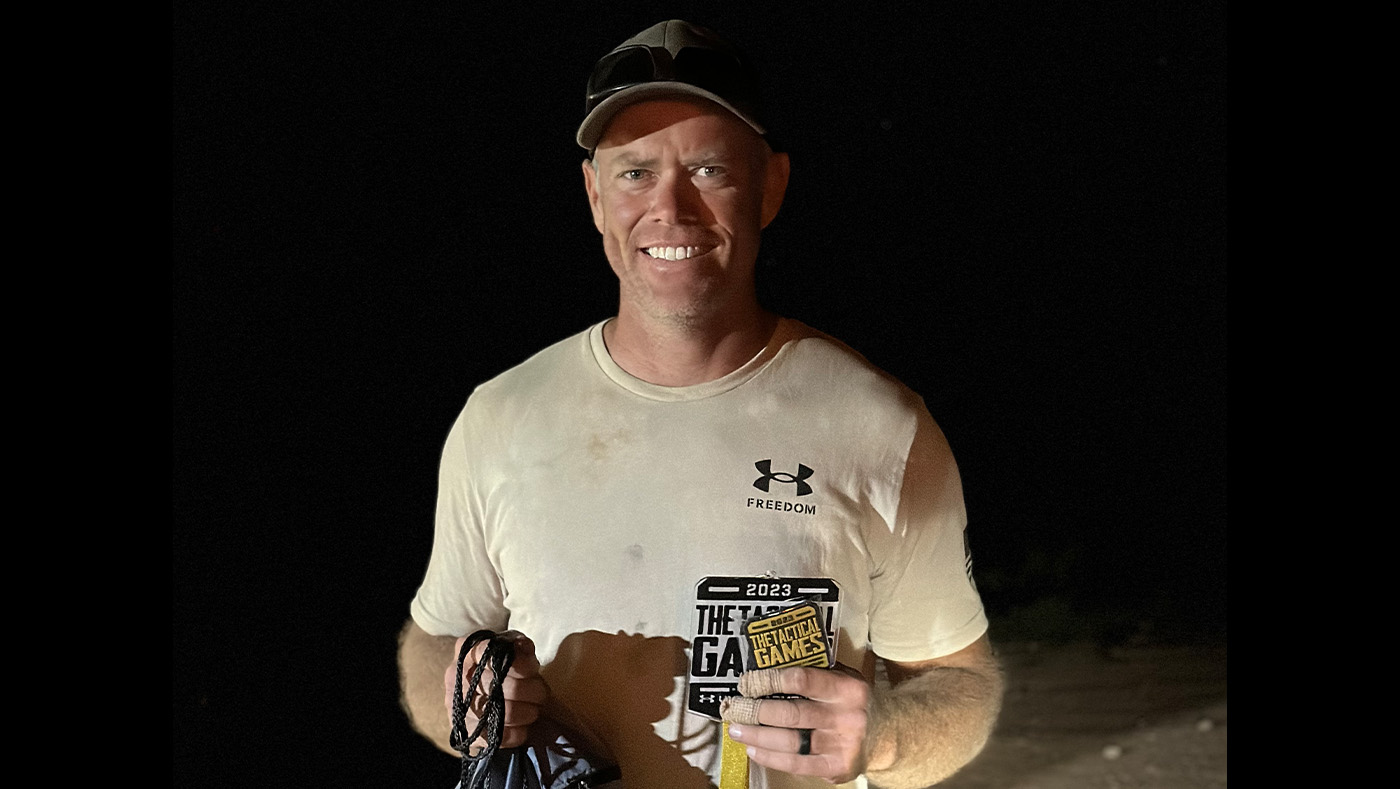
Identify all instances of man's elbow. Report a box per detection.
[865,643,1005,788]
[396,618,459,756]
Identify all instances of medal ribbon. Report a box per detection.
[720,721,749,789]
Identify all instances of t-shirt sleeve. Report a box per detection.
[865,403,988,662]
[409,401,511,637]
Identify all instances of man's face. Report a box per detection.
[582,99,788,327]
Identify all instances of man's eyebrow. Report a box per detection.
[684,149,737,165]
[608,149,737,169]
[610,152,658,169]
[684,155,729,169]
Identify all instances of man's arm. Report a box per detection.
[721,633,1003,787]
[864,633,1004,788]
[397,618,459,755]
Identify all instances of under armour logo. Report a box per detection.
[753,459,814,496]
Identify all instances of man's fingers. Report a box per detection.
[462,719,539,751]
[496,723,534,749]
[726,723,818,755]
[726,723,863,784]
[736,665,868,704]
[461,668,548,702]
[719,696,762,725]
[725,695,807,728]
[719,665,872,784]
[471,694,543,727]
[443,632,547,715]
[721,694,864,732]
[743,747,856,783]
[465,675,546,718]
[462,631,541,679]
[449,669,547,729]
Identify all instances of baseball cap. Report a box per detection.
[577,20,767,152]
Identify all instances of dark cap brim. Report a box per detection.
[576,82,767,152]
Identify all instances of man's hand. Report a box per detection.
[719,664,871,784]
[444,630,548,751]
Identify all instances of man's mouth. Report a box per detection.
[643,246,710,261]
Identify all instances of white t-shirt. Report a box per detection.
[411,318,988,789]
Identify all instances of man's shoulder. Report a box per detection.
[776,319,922,405]
[466,322,601,406]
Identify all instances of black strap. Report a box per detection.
[448,630,622,789]
[450,630,517,789]
[566,764,621,788]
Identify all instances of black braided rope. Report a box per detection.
[450,630,518,789]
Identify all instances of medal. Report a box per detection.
[689,576,841,789]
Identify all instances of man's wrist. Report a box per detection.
[863,701,897,773]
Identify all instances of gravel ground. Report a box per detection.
[936,641,1227,789]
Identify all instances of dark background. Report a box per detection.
[173,3,1225,786]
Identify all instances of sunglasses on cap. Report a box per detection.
[583,44,760,117]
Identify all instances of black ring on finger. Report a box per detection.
[797,728,812,756]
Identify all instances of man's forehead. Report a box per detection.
[593,98,764,159]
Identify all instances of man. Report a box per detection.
[399,20,1003,789]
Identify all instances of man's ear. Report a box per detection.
[582,158,605,233]
[760,151,790,229]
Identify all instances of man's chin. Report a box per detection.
[619,297,718,331]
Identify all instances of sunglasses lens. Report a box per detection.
[584,45,756,117]
[586,47,659,110]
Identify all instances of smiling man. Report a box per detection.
[583,98,789,385]
[399,20,1004,789]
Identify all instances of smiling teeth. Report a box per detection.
[646,246,699,260]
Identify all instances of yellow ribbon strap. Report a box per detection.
[720,721,749,789]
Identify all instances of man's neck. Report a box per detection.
[603,306,779,387]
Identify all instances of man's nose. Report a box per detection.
[648,173,701,223]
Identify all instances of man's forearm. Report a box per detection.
[397,618,459,756]
[863,650,1005,789]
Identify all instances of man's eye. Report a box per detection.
[697,166,725,178]
[620,169,647,181]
